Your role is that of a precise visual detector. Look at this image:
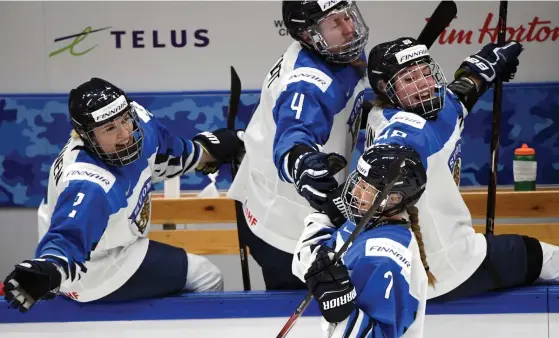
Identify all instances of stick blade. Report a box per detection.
[227,66,242,130]
[417,1,457,48]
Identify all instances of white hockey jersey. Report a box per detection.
[227,41,368,253]
[292,213,428,338]
[365,90,487,299]
[37,102,203,302]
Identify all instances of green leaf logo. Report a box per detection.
[49,26,111,57]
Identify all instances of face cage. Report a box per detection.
[342,171,385,227]
[385,60,448,120]
[306,2,369,64]
[81,107,145,167]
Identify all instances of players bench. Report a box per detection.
[148,187,559,255]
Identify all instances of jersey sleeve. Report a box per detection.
[292,212,338,282]
[272,68,344,182]
[150,117,204,182]
[371,112,436,171]
[36,180,111,285]
[445,88,470,119]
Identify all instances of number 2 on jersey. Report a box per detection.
[291,93,305,119]
[384,271,394,299]
[68,192,85,218]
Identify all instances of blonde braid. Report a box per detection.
[407,206,437,287]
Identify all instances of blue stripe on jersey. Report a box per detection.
[374,91,460,170]
[272,48,364,181]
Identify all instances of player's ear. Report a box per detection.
[299,30,312,44]
[376,80,388,95]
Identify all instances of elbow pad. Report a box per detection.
[447,76,486,112]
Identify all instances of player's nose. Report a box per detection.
[341,20,354,37]
[117,127,132,144]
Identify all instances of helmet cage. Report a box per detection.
[303,2,369,63]
[73,101,144,167]
[384,59,447,120]
[342,171,387,226]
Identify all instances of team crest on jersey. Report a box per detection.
[347,91,365,151]
[129,178,152,234]
[448,140,462,186]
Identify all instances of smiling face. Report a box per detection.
[92,112,134,154]
[391,63,436,109]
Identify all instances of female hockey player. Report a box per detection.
[227,0,370,290]
[364,37,559,302]
[3,77,244,312]
[292,144,433,338]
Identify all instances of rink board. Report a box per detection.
[1,286,558,324]
[1,286,559,338]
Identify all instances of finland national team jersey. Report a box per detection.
[37,102,202,302]
[292,213,428,338]
[227,41,368,253]
[365,90,487,299]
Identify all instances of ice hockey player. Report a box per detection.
[365,37,559,302]
[227,0,370,290]
[3,77,244,312]
[293,144,433,338]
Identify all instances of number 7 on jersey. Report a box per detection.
[384,271,394,299]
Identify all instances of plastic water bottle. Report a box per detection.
[513,144,536,191]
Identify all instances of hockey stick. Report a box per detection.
[227,66,251,291]
[417,1,457,49]
[275,157,406,338]
[485,1,508,236]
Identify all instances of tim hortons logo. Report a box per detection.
[430,13,558,45]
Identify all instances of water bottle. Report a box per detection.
[513,144,536,191]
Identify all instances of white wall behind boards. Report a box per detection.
[1,1,558,94]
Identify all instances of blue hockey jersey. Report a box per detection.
[293,213,428,338]
[227,41,368,253]
[365,89,487,299]
[37,102,203,302]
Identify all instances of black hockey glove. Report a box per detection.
[290,147,347,211]
[3,259,62,313]
[317,185,349,228]
[456,41,523,85]
[193,128,245,175]
[305,246,356,324]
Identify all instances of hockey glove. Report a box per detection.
[193,128,245,175]
[291,149,347,211]
[305,246,356,323]
[317,185,349,228]
[3,259,62,313]
[456,41,523,85]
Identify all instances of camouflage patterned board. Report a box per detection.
[1,83,557,207]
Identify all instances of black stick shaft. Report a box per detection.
[227,66,251,291]
[486,1,508,235]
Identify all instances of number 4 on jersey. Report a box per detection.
[291,93,305,119]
